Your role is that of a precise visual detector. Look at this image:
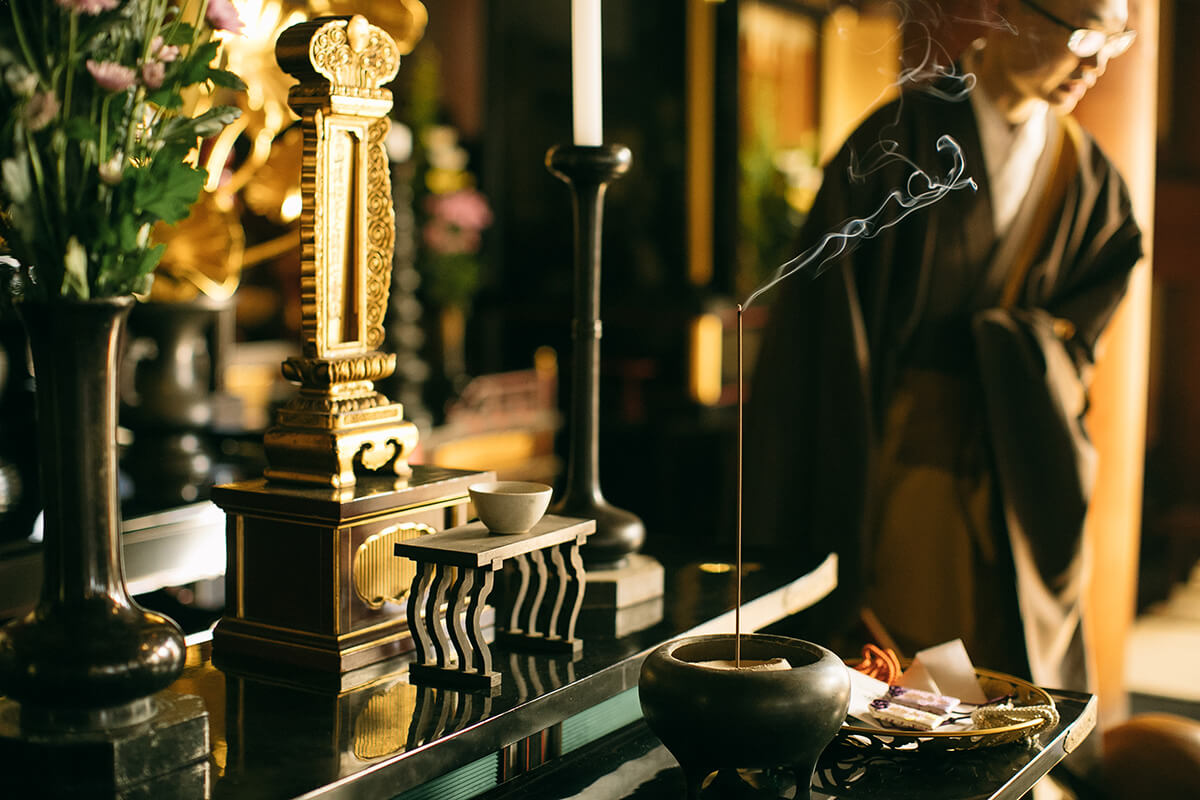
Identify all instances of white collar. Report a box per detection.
[968,77,1050,236]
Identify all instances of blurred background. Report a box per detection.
[0,0,1195,739]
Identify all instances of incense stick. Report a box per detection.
[736,303,743,667]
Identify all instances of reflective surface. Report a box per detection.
[481,690,1095,799]
[165,552,838,799]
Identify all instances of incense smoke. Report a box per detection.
[841,0,1018,113]
[741,134,976,310]
[738,0,1026,309]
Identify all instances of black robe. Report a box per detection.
[744,83,1142,686]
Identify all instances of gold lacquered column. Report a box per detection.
[265,15,419,488]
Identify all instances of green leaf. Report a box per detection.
[116,213,139,252]
[130,160,206,224]
[136,242,165,277]
[160,105,241,144]
[208,69,246,92]
[146,87,183,109]
[62,116,100,141]
[161,23,197,47]
[191,105,241,138]
[178,41,220,87]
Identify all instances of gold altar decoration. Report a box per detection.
[264,14,419,487]
[150,0,428,302]
[352,521,435,609]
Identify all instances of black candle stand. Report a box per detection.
[545,144,646,570]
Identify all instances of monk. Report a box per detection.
[746,0,1142,694]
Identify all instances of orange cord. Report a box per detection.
[853,643,902,684]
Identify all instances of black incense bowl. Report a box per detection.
[639,633,850,799]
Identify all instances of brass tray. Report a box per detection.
[838,667,1056,752]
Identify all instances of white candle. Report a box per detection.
[571,0,603,146]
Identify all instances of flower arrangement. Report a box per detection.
[417,124,493,309]
[0,0,246,301]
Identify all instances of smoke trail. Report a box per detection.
[742,134,976,310]
[836,0,1018,112]
[737,1,1028,309]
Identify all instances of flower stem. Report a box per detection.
[7,2,46,84]
[23,131,60,284]
[63,12,77,120]
[99,94,112,161]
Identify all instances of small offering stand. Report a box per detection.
[394,515,594,692]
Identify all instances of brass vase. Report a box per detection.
[0,297,186,730]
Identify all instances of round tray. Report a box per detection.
[838,667,1056,752]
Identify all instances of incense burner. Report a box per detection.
[639,633,849,799]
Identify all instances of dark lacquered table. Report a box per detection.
[156,546,1091,800]
[477,688,1096,799]
[167,550,840,799]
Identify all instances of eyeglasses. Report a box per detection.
[1018,0,1137,59]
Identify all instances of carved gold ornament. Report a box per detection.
[352,681,418,760]
[352,522,435,609]
[263,15,419,488]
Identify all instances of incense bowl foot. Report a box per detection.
[639,633,850,800]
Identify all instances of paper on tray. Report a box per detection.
[846,667,891,721]
[845,638,992,733]
[845,665,980,732]
[896,639,988,704]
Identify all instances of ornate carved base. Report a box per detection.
[211,467,490,675]
[264,404,420,488]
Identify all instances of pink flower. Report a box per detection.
[151,36,180,63]
[55,0,119,14]
[23,90,60,131]
[423,218,481,256]
[86,60,136,92]
[426,189,493,232]
[141,61,165,90]
[205,0,244,34]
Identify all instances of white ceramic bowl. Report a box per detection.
[469,481,553,534]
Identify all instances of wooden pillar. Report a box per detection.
[1071,0,1159,729]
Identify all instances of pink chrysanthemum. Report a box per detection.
[205,0,245,34]
[425,189,493,232]
[150,36,180,63]
[24,91,60,132]
[87,60,136,92]
[141,61,165,90]
[423,218,482,256]
[55,0,119,15]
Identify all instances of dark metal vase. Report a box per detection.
[0,297,186,730]
[121,296,227,511]
[545,143,646,568]
[639,633,850,799]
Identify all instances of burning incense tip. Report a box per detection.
[693,658,793,672]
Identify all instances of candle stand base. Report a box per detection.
[577,553,665,635]
[578,595,665,638]
[583,553,665,608]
